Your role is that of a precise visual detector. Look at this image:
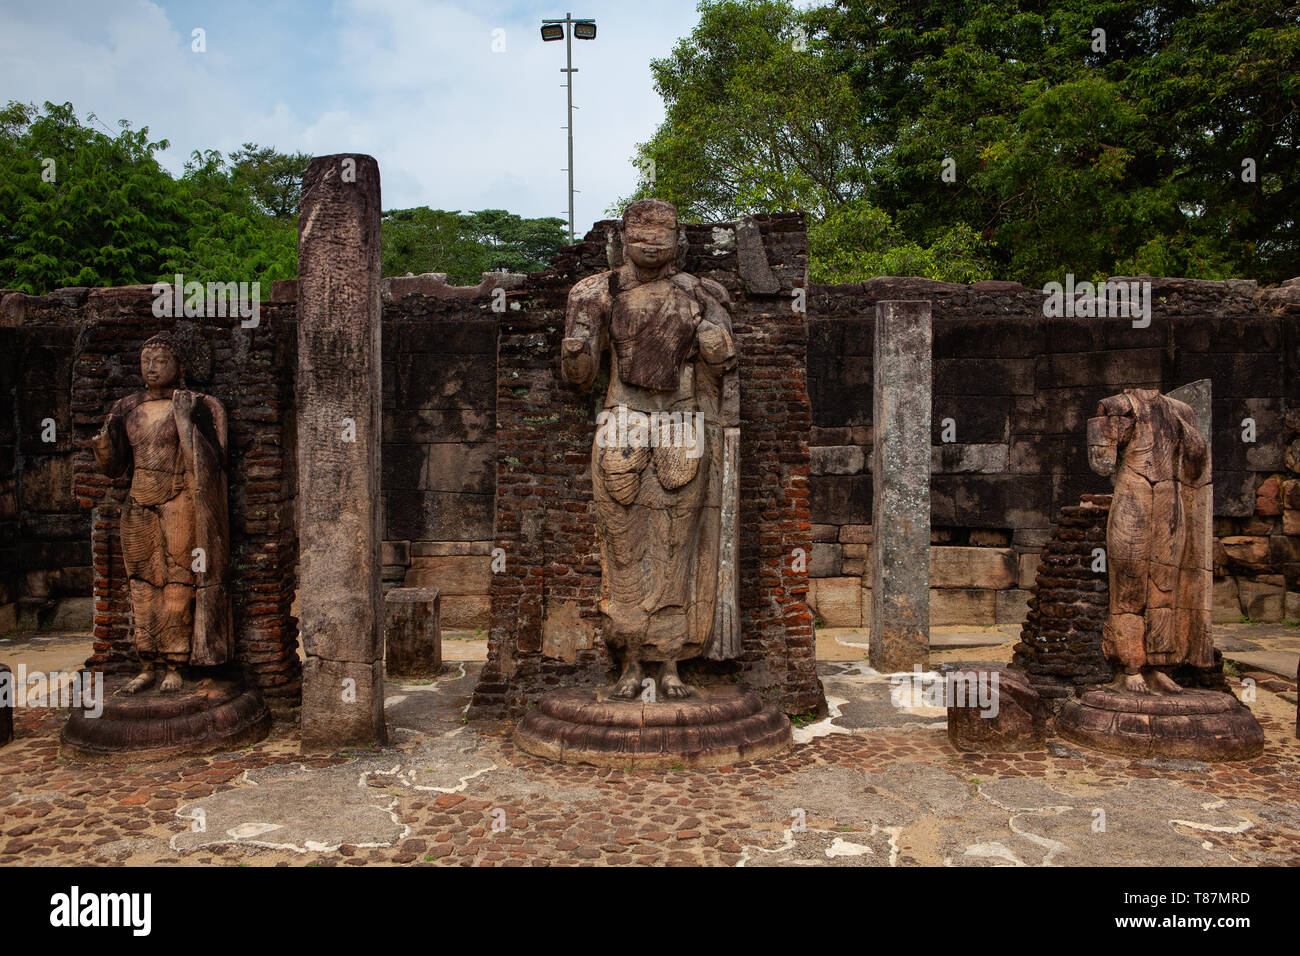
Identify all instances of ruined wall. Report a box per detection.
[807,277,1300,630]
[0,289,92,634]
[380,279,501,630]
[469,214,823,719]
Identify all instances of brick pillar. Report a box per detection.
[869,300,932,672]
[296,154,387,752]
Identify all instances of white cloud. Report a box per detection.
[0,0,700,231]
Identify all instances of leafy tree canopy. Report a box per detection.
[625,0,1299,285]
[1,102,568,295]
[382,207,569,284]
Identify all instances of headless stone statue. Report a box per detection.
[1088,388,1213,694]
[561,199,741,700]
[91,333,233,694]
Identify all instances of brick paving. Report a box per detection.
[2,654,1297,867]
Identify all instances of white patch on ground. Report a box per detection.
[826,837,873,858]
[227,823,283,839]
[959,842,1026,866]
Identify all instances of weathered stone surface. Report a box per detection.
[811,576,862,628]
[1221,535,1271,569]
[1238,578,1284,622]
[61,671,270,762]
[442,594,489,630]
[384,587,441,679]
[811,445,865,475]
[930,588,996,626]
[839,524,873,544]
[932,443,1008,474]
[1255,475,1283,516]
[808,542,841,577]
[995,588,1032,625]
[1213,576,1242,623]
[1284,590,1300,621]
[514,685,791,769]
[381,540,410,566]
[930,546,1017,589]
[297,153,387,752]
[405,555,490,595]
[1017,552,1041,589]
[839,542,870,577]
[870,300,931,672]
[1057,687,1264,761]
[946,665,1046,752]
[300,658,387,752]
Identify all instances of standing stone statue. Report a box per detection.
[561,199,740,699]
[1088,387,1213,693]
[91,333,232,694]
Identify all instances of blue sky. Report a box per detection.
[0,0,709,231]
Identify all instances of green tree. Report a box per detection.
[382,207,568,283]
[0,101,187,292]
[630,0,1299,285]
[0,102,303,295]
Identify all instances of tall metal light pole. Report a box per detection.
[541,13,597,242]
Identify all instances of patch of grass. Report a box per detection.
[1223,660,1242,679]
[1282,618,1300,628]
[1239,614,1256,625]
[788,708,820,728]
[671,763,685,772]
[424,855,435,862]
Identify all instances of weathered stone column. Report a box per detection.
[869,300,932,672]
[297,154,387,752]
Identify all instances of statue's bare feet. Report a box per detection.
[1120,672,1150,694]
[1146,670,1183,694]
[610,660,644,700]
[159,668,183,693]
[659,662,692,699]
[121,668,155,695]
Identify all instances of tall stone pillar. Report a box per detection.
[869,300,932,672]
[297,154,387,752]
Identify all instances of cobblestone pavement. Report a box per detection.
[2,642,1298,867]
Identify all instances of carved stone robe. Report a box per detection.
[564,262,741,663]
[95,390,232,666]
[1089,389,1213,671]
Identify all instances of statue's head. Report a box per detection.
[622,199,678,273]
[140,333,185,390]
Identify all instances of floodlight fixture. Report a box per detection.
[540,13,597,242]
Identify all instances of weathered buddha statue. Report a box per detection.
[91,333,232,694]
[1088,388,1213,694]
[561,199,741,700]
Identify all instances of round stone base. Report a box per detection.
[1057,686,1264,761]
[61,670,271,762]
[514,684,792,769]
